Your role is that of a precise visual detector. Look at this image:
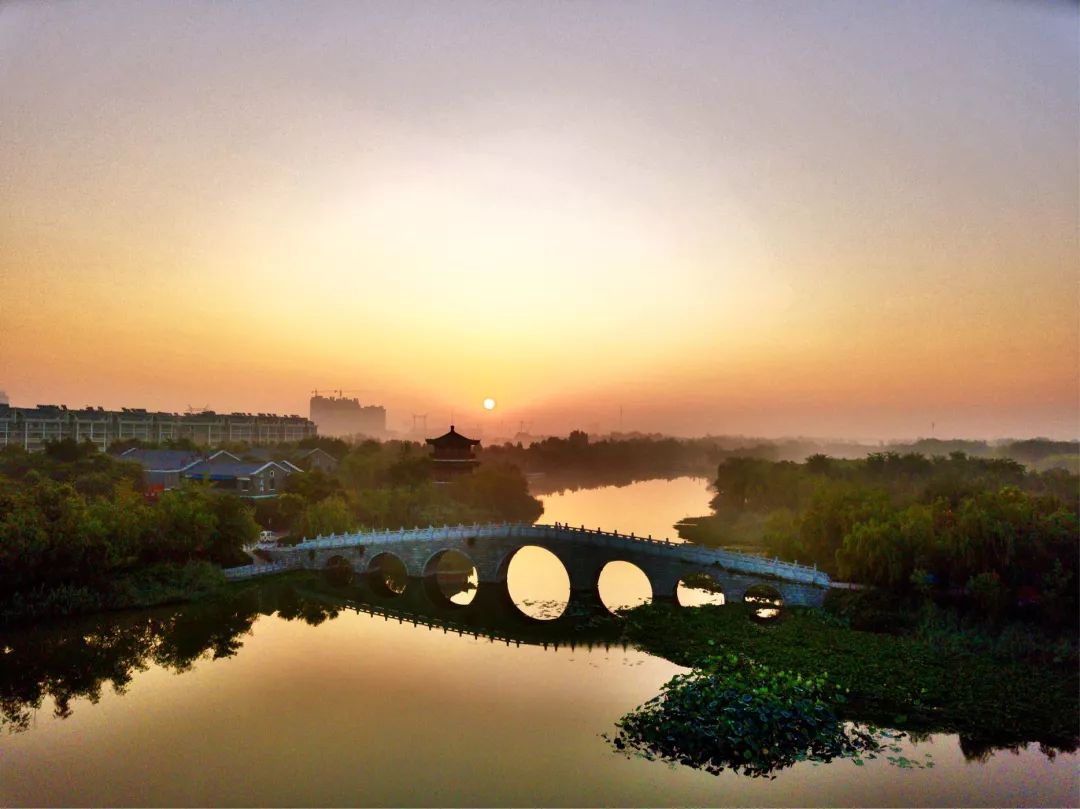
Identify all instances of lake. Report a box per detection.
[1,477,1076,807]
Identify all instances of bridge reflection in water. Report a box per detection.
[312,564,630,652]
[314,554,786,648]
[0,570,633,737]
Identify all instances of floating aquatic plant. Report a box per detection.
[608,651,904,778]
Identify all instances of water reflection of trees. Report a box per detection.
[0,581,322,732]
[4,574,1073,774]
[0,573,622,733]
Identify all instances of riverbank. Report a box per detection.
[620,601,1079,760]
[0,561,230,624]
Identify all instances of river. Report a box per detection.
[1,477,1076,806]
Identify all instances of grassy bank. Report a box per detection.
[0,561,230,623]
[621,601,1079,758]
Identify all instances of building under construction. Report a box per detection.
[309,393,386,438]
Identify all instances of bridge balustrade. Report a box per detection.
[283,522,828,587]
[223,560,292,580]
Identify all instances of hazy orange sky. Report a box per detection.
[1,1,1077,440]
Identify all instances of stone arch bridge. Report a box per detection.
[240,523,830,607]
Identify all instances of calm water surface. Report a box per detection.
[536,475,711,542]
[2,477,1076,807]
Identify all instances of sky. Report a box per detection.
[1,0,1077,440]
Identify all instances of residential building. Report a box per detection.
[298,447,340,473]
[181,458,294,498]
[309,394,385,438]
[0,404,316,451]
[117,448,204,491]
[116,448,298,499]
[243,446,339,473]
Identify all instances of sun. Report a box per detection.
[482,397,496,411]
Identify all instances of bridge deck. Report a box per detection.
[232,522,828,588]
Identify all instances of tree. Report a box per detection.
[285,468,344,504]
[209,494,260,563]
[291,496,354,541]
[447,464,543,523]
[805,454,834,476]
[152,486,219,561]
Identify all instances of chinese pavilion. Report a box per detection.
[425,425,480,481]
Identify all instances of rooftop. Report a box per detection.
[183,460,289,479]
[425,425,480,447]
[116,448,203,471]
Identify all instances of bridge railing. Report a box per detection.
[532,525,827,585]
[345,601,526,646]
[223,560,294,580]
[286,522,829,587]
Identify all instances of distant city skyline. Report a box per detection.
[1,1,1077,440]
[1,390,1072,444]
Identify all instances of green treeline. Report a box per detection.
[481,431,722,491]
[684,452,1078,630]
[480,433,1078,493]
[258,439,543,540]
[0,437,543,620]
[0,441,259,620]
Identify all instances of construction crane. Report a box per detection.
[310,388,370,398]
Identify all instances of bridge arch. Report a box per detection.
[260,523,830,608]
[366,552,409,596]
[496,544,572,621]
[325,554,352,570]
[675,571,726,607]
[422,548,479,607]
[495,544,526,582]
[324,554,355,585]
[596,560,653,613]
[744,583,784,618]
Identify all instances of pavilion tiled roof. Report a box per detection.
[425,425,480,447]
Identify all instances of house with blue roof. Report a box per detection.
[117,448,204,490]
[117,448,297,498]
[181,456,293,498]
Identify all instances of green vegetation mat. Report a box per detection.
[621,602,1079,760]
